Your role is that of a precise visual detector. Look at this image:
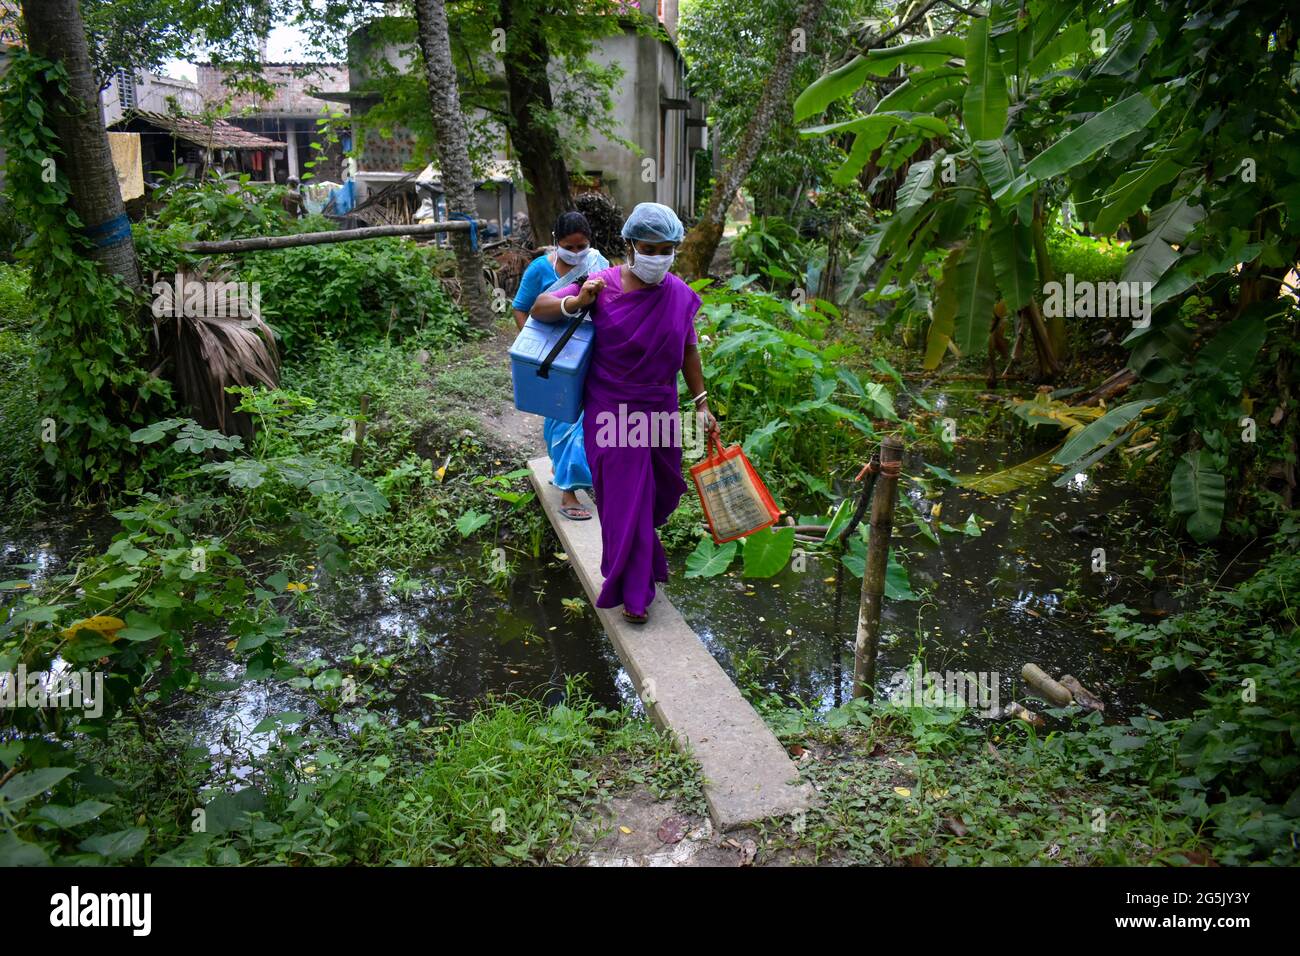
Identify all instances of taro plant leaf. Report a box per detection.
[1052,400,1148,467]
[1171,450,1226,543]
[743,419,788,460]
[885,557,917,601]
[913,513,939,545]
[963,16,1009,141]
[455,510,491,537]
[863,382,898,420]
[685,536,737,578]
[1120,193,1205,286]
[742,526,795,578]
[824,498,854,542]
[841,537,917,600]
[1023,93,1160,183]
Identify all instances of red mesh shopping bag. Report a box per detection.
[690,433,782,544]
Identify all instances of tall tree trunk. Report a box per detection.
[501,0,570,239]
[22,0,141,290]
[414,0,496,329]
[677,0,829,279]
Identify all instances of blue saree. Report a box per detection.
[521,248,609,491]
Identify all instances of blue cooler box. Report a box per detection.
[509,316,594,424]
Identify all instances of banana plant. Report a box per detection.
[795,0,1296,541]
[796,1,1168,380]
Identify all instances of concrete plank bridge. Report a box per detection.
[528,457,817,831]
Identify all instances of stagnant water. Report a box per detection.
[1,384,1207,757]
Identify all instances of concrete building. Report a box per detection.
[334,0,705,224]
[100,69,204,127]
[196,62,351,183]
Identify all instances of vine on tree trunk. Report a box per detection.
[0,52,170,489]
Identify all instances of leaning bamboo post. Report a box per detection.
[852,436,903,699]
[178,219,485,255]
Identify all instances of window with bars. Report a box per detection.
[116,69,136,111]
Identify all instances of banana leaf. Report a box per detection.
[957,446,1064,494]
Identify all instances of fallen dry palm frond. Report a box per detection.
[165,311,280,441]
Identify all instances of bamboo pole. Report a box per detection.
[852,436,903,699]
[178,219,485,255]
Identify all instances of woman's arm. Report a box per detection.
[682,343,720,440]
[534,277,606,322]
[512,308,528,331]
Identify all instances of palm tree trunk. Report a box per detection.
[677,0,829,279]
[414,0,496,330]
[22,0,141,290]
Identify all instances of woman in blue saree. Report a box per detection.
[512,211,609,519]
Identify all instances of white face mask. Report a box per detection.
[630,250,674,284]
[555,245,589,266]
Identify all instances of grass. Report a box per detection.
[35,681,704,867]
[743,697,1205,866]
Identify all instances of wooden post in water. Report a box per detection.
[853,435,903,699]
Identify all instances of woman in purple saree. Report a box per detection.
[533,203,719,623]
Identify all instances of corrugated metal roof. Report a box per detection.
[110,110,282,150]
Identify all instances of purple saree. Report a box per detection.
[550,266,702,616]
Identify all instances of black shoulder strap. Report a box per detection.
[537,271,590,379]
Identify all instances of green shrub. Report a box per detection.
[150,168,293,242]
[1099,531,1300,864]
[0,263,42,509]
[1046,227,1128,285]
[0,261,30,331]
[731,216,818,288]
[698,280,900,502]
[241,238,466,353]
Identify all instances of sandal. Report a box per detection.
[559,504,592,520]
[622,609,648,624]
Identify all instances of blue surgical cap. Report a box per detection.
[621,202,685,243]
